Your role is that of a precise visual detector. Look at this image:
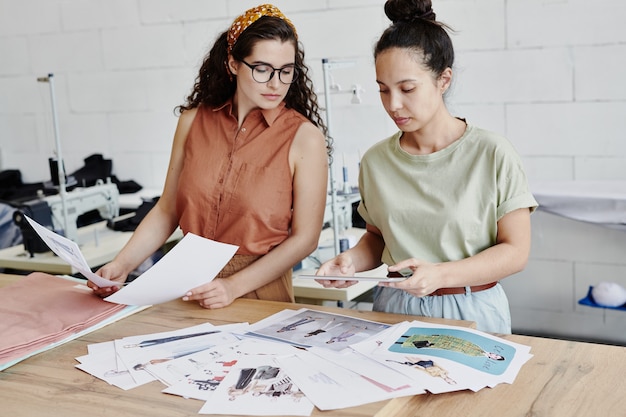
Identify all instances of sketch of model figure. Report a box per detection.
[386,356,457,385]
[304,318,344,337]
[188,359,236,391]
[191,374,226,391]
[253,376,299,400]
[276,316,320,332]
[396,334,505,360]
[326,325,366,344]
[228,366,281,400]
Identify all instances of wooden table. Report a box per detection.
[1,274,625,417]
[0,221,182,275]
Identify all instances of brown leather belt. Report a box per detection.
[387,272,497,296]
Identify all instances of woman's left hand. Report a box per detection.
[383,258,443,297]
[182,278,236,309]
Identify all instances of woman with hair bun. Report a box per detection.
[90,4,329,309]
[316,0,537,333]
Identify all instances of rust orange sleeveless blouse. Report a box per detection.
[176,101,307,255]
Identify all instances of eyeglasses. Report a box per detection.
[240,60,298,84]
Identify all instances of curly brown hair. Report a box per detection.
[175,16,331,154]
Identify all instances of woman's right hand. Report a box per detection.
[87,262,129,297]
[314,252,358,288]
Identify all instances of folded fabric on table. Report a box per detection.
[0,272,127,364]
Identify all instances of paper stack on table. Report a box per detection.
[75,308,533,415]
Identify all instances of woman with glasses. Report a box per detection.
[90,4,329,309]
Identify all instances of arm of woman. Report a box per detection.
[385,207,532,296]
[89,109,196,295]
[183,122,328,308]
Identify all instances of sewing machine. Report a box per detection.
[9,74,122,256]
[13,179,120,255]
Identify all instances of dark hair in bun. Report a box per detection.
[384,0,436,24]
[375,0,454,78]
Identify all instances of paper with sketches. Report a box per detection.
[76,324,247,391]
[307,345,413,391]
[198,355,314,416]
[147,323,249,387]
[24,215,119,287]
[75,341,138,390]
[164,352,240,400]
[350,328,482,393]
[74,310,534,413]
[245,308,390,352]
[350,320,533,392]
[104,233,238,305]
[114,323,230,387]
[160,342,243,400]
[162,338,299,401]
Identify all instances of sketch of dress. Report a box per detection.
[326,325,365,344]
[304,319,344,337]
[235,368,256,390]
[395,334,505,360]
[253,376,293,398]
[386,357,457,385]
[276,316,320,332]
[191,374,225,391]
[228,366,283,401]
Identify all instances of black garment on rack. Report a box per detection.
[69,154,142,194]
[0,153,143,203]
[108,197,159,232]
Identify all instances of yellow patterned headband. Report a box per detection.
[227,4,297,53]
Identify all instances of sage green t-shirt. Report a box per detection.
[357,125,538,267]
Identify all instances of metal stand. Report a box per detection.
[37,73,69,237]
[321,59,357,256]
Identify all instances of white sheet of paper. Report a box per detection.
[307,346,412,391]
[24,215,119,287]
[276,351,422,411]
[75,344,137,390]
[104,233,238,306]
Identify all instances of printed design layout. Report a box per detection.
[246,308,390,352]
[388,327,516,375]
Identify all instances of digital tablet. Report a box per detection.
[297,274,406,282]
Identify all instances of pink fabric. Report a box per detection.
[0,272,127,364]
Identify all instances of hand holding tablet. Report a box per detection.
[297,274,406,282]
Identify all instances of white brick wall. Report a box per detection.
[2,0,623,185]
[502,211,626,345]
[0,0,625,342]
